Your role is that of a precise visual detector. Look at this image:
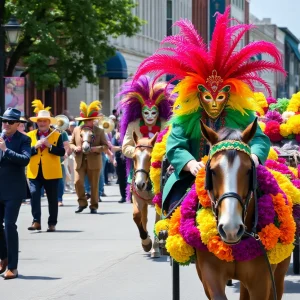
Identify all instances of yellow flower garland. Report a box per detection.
[154,219,169,236]
[196,208,218,244]
[267,243,294,264]
[254,92,268,116]
[268,168,300,205]
[267,147,278,161]
[286,92,300,112]
[258,121,266,132]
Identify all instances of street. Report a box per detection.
[0,182,299,300]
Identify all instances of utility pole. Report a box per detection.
[0,0,5,116]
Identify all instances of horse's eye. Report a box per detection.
[80,134,82,138]
[211,169,216,176]
[91,135,95,139]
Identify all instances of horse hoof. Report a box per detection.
[141,237,152,252]
[150,249,161,258]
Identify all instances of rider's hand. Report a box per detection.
[75,146,82,153]
[186,160,205,176]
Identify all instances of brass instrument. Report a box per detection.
[99,116,115,134]
[46,115,70,139]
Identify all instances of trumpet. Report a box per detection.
[46,115,70,139]
[98,116,115,134]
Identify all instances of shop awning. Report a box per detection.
[101,51,128,79]
[286,35,300,61]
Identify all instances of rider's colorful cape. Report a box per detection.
[134,7,297,264]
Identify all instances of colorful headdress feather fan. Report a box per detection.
[134,7,286,117]
[117,75,176,141]
[75,100,102,121]
[32,99,51,115]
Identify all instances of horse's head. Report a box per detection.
[132,131,157,191]
[80,126,95,153]
[200,118,258,244]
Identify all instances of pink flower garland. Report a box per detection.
[265,160,296,180]
[179,185,207,251]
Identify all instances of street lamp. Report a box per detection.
[4,16,22,47]
[0,16,22,116]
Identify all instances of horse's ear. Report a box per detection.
[241,118,258,144]
[132,130,139,145]
[200,120,218,145]
[150,132,158,147]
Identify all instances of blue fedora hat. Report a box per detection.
[0,107,22,121]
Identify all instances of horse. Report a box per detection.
[131,131,161,258]
[80,126,95,153]
[195,119,291,300]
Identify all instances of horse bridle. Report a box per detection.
[205,157,257,223]
[131,144,153,200]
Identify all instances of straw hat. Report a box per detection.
[30,110,57,124]
[29,99,57,124]
[75,100,102,121]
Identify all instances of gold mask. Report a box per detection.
[198,70,231,119]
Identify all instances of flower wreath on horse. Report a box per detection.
[134,6,297,300]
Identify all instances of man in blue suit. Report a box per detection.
[0,108,31,280]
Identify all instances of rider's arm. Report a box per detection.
[166,122,196,177]
[122,122,136,159]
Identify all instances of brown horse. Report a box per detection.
[195,119,291,300]
[80,126,95,153]
[131,131,161,258]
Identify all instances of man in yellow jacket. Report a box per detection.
[27,101,65,232]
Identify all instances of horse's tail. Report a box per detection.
[150,126,172,215]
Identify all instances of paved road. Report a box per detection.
[1,183,299,300]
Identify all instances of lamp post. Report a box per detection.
[0,14,22,116]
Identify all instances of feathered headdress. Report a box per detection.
[32,99,51,115]
[117,75,176,140]
[75,100,102,121]
[30,99,56,124]
[134,7,285,118]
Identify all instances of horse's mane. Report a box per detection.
[216,127,243,164]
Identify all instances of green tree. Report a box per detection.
[5,0,142,89]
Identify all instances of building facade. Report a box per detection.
[67,0,192,117]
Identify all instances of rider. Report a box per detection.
[133,8,285,213]
[70,101,108,214]
[118,75,175,202]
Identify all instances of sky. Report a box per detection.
[250,0,300,40]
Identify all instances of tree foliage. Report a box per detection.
[5,0,142,89]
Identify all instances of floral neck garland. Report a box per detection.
[155,157,296,265]
[139,119,161,138]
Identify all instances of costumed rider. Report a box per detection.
[133,8,285,213]
[118,75,175,201]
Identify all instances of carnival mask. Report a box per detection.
[142,105,159,126]
[197,70,231,119]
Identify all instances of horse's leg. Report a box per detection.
[269,256,291,300]
[239,283,250,300]
[150,211,161,258]
[237,257,276,300]
[195,255,210,299]
[141,202,148,232]
[132,194,152,252]
[196,250,229,300]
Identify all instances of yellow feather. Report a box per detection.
[79,101,88,117]
[87,100,102,116]
[32,99,45,114]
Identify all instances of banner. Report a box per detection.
[4,77,25,115]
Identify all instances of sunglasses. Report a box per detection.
[2,119,18,125]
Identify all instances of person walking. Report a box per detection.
[27,100,65,232]
[70,101,108,214]
[0,108,31,279]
